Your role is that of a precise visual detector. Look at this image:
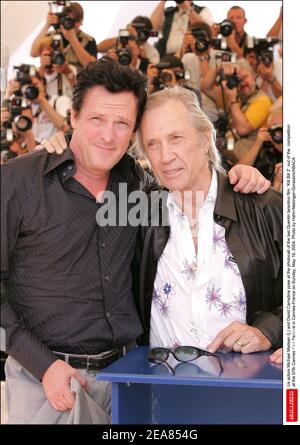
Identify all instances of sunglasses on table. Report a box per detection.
[148,346,224,374]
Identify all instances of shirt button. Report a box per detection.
[100,242,106,248]
[106,312,111,317]
[62,172,67,177]
[68,165,73,170]
[105,275,110,281]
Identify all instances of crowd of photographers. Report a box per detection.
[1,0,282,190]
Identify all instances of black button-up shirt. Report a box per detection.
[1,148,148,379]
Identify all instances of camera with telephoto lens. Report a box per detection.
[152,61,188,91]
[131,22,158,43]
[1,127,14,151]
[45,34,66,73]
[3,97,32,132]
[191,27,210,53]
[49,1,75,30]
[51,34,65,65]
[245,37,279,67]
[254,141,282,182]
[218,68,240,90]
[116,29,132,66]
[0,128,17,163]
[14,65,39,101]
[219,19,234,37]
[257,49,273,67]
[268,125,283,144]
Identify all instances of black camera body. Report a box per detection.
[50,1,75,30]
[56,12,75,30]
[219,19,234,37]
[131,22,158,43]
[51,37,66,65]
[191,27,210,53]
[152,62,186,91]
[14,65,39,101]
[245,37,279,67]
[219,68,240,90]
[211,37,229,51]
[117,30,132,66]
[257,49,273,67]
[45,35,65,73]
[268,126,283,144]
[4,97,32,132]
[254,141,282,181]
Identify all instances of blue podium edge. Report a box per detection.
[97,372,282,389]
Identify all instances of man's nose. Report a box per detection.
[100,124,114,143]
[160,143,176,163]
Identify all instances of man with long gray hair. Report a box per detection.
[133,86,282,357]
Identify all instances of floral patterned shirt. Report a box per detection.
[150,169,246,350]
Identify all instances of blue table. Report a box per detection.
[97,346,282,424]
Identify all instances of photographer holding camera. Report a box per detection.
[5,67,70,144]
[38,35,76,98]
[1,104,36,163]
[30,2,97,69]
[98,16,160,65]
[256,52,282,102]
[201,58,272,161]
[238,109,283,191]
[212,6,248,59]
[106,31,150,73]
[243,38,282,103]
[150,0,213,58]
[178,23,228,124]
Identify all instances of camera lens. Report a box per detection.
[117,48,132,66]
[220,20,234,37]
[62,16,75,30]
[14,115,32,132]
[269,126,283,144]
[22,85,39,101]
[137,29,149,43]
[160,71,173,83]
[195,37,210,53]
[52,52,65,65]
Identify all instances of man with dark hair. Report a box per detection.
[1,58,150,424]
[97,15,160,65]
[30,1,97,69]
[1,58,270,424]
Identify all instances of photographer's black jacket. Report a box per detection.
[156,3,205,58]
[132,173,283,348]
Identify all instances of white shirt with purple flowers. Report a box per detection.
[150,169,246,350]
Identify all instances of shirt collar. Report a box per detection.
[43,147,75,176]
[166,167,218,216]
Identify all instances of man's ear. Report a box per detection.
[202,132,211,154]
[70,108,76,130]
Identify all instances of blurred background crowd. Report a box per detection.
[1,0,283,190]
